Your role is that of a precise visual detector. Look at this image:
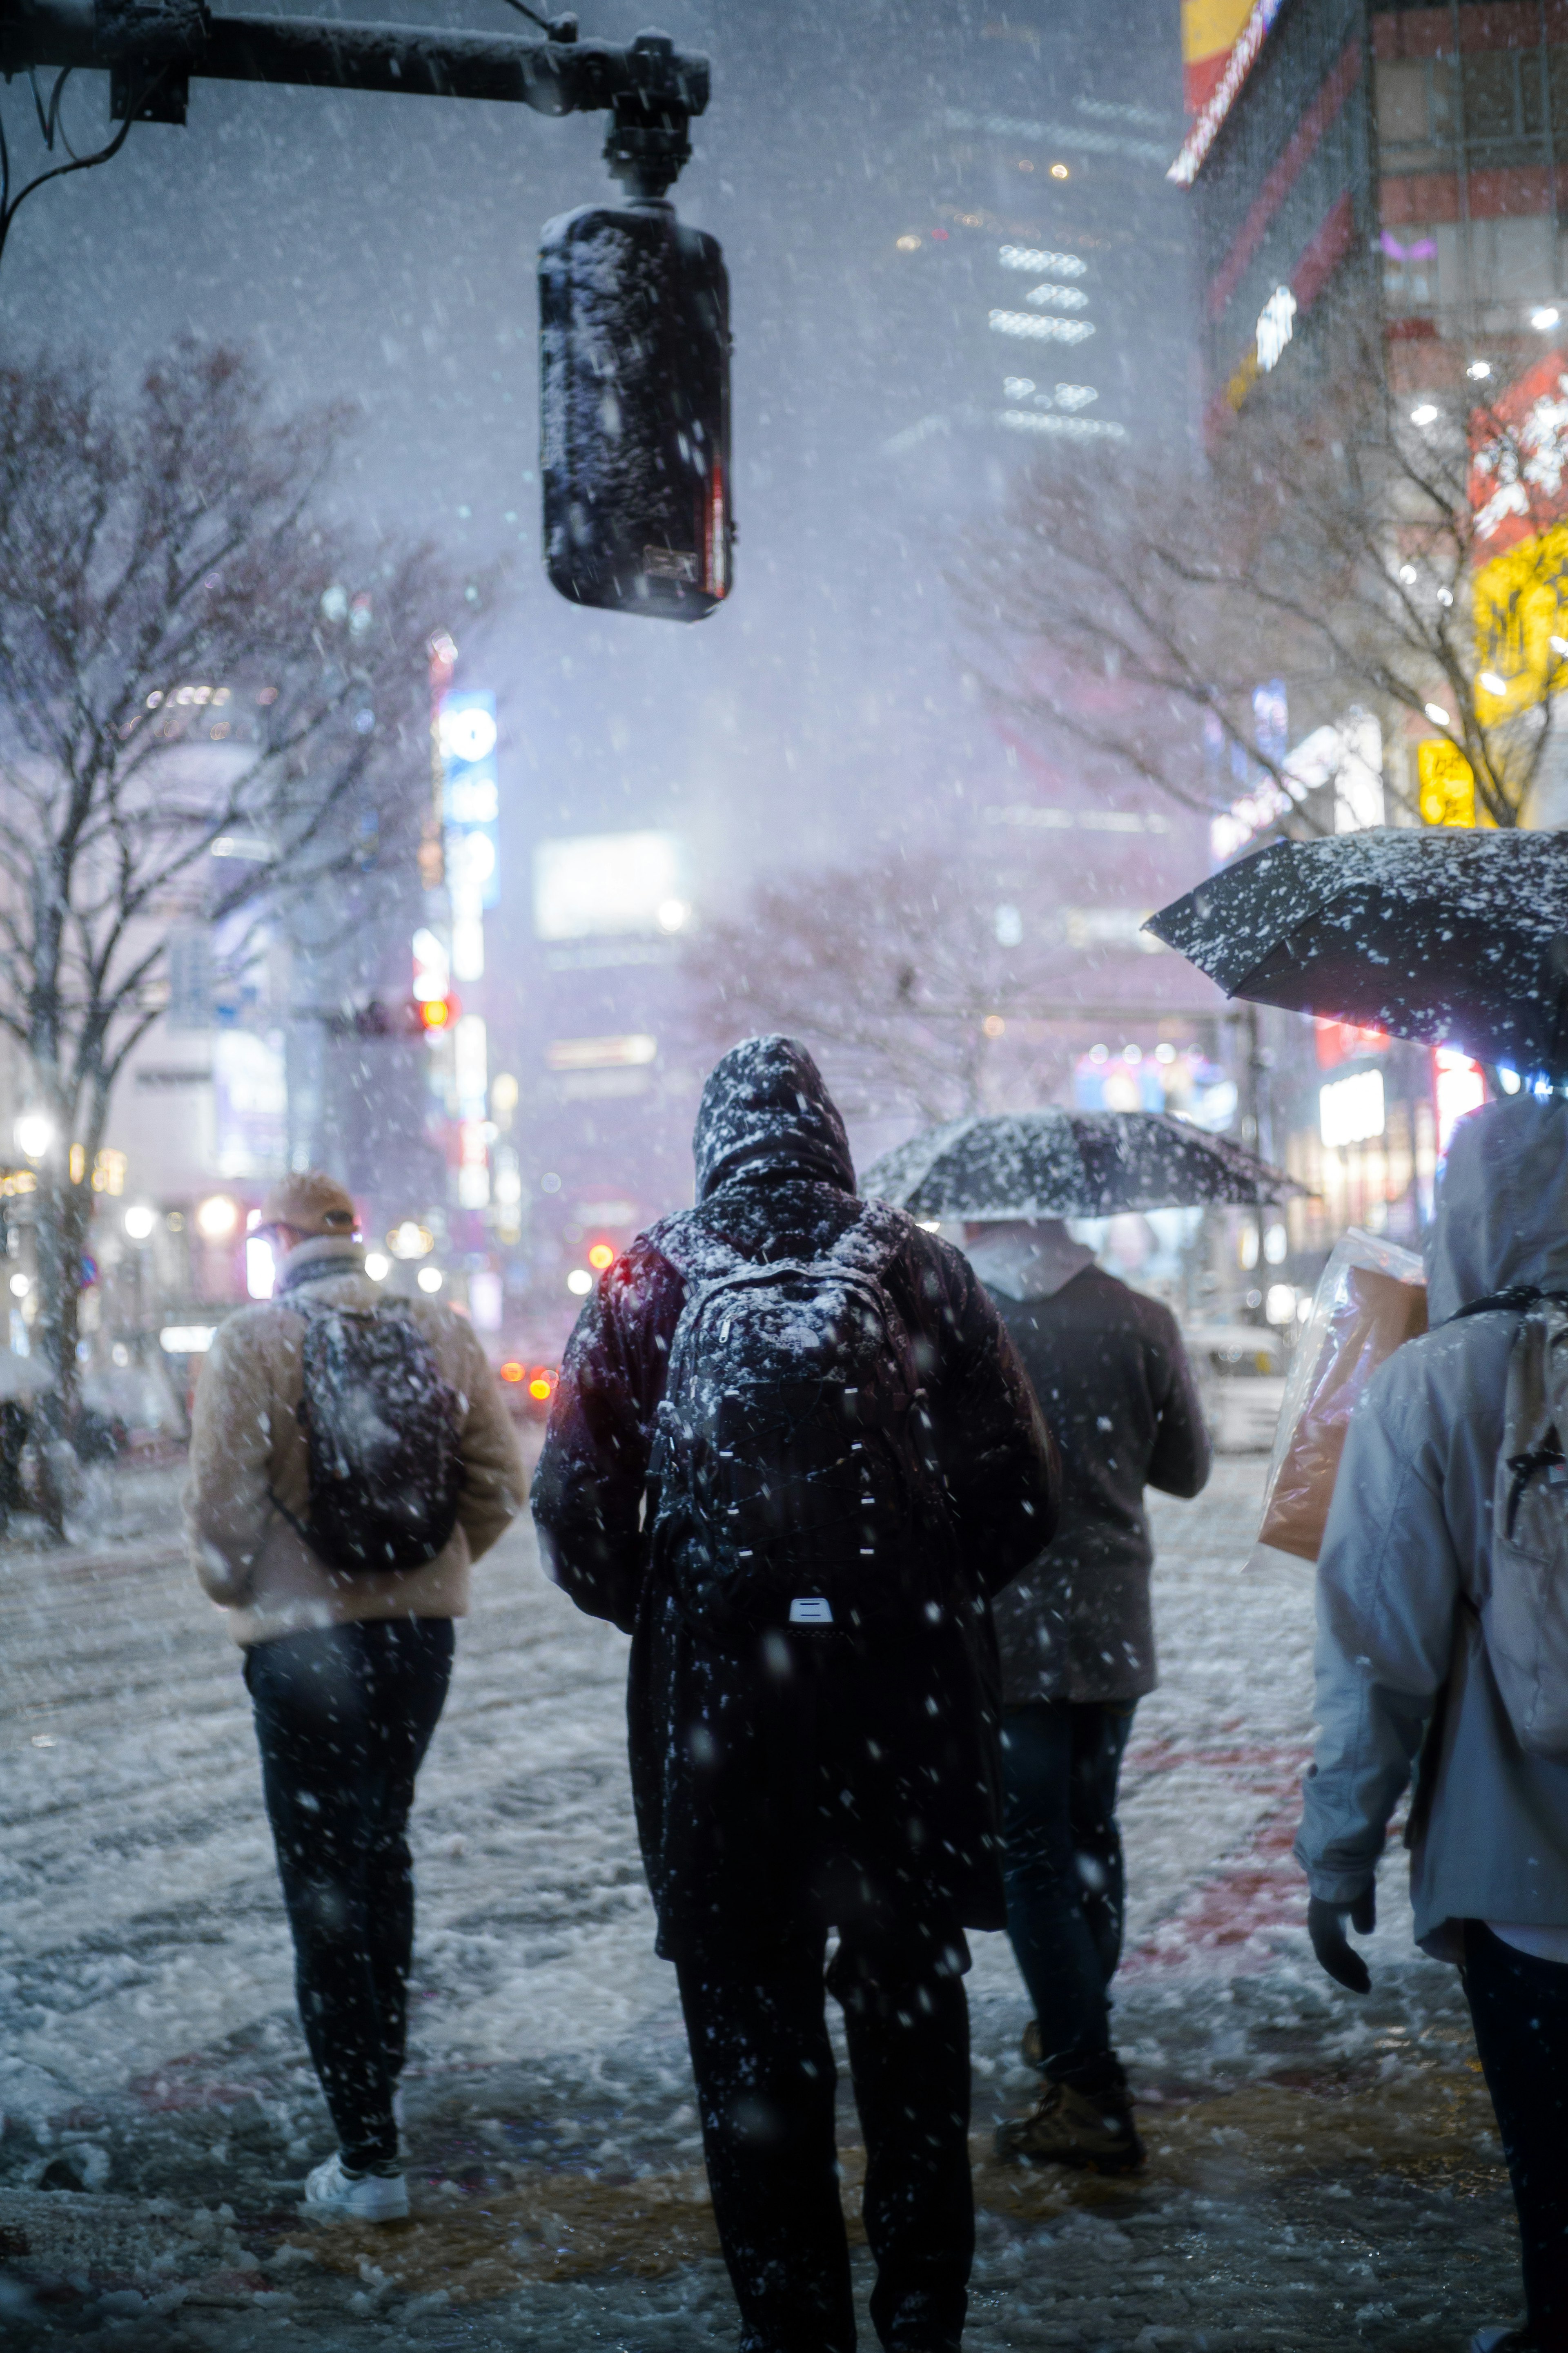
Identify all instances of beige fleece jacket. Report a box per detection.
[184,1237,527,1646]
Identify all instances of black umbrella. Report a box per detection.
[1147,827,1568,1077]
[861,1110,1302,1222]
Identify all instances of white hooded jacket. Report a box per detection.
[1295,1095,1568,1960]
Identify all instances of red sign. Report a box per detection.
[1433,1047,1487,1158]
[1314,1017,1388,1070]
[1470,350,1568,560]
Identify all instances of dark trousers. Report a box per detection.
[244,1617,453,2172]
[1000,1698,1136,2085]
[1464,1921,1568,2350]
[676,1925,973,2353]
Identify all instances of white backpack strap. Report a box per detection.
[1486,1302,1568,1756]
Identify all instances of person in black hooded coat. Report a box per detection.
[532,1037,1059,2353]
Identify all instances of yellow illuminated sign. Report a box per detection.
[1417,738,1478,827]
[1473,519,1568,725]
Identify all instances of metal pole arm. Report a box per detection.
[0,3,708,121]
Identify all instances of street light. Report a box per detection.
[14,1112,52,1160]
[123,1205,156,1241]
[196,1194,239,1241]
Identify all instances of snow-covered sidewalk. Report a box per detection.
[0,1459,1524,2350]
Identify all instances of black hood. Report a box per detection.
[693,1035,856,1202]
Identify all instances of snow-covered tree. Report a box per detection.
[683,847,1089,1125]
[0,339,460,1470]
[960,319,1568,838]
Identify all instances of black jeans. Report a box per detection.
[1464,1920,1568,2351]
[1000,1698,1136,2085]
[676,1922,973,2353]
[244,1617,454,2172]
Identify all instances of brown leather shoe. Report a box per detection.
[994,2074,1146,2173]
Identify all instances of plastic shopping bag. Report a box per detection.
[1256,1228,1428,1565]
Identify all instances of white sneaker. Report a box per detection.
[302,2152,408,2223]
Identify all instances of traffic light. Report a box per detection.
[326,997,459,1039]
[540,200,732,621]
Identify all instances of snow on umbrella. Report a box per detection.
[861,1110,1302,1222]
[1147,827,1568,1078]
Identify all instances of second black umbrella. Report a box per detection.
[861,1109,1301,1222]
[1146,827,1568,1077]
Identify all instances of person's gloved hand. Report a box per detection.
[1307,1886,1376,1993]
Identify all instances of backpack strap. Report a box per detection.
[1451,1292,1568,1535]
[1448,1285,1550,1322]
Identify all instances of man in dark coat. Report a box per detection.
[964,1218,1210,2173]
[532,1038,1058,2353]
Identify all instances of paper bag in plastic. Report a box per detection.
[1256,1228,1428,1565]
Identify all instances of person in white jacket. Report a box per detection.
[1296,1095,1568,2353]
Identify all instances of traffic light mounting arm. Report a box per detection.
[0,2,707,207]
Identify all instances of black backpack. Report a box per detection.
[649,1248,954,1641]
[272,1296,465,1575]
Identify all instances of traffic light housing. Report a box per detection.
[326,997,459,1039]
[540,200,732,621]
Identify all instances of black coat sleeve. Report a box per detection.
[1145,1305,1213,1501]
[916,1235,1061,1597]
[530,1240,681,1633]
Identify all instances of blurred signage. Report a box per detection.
[454,1014,490,1209]
[412,926,450,1003]
[1470,355,1568,725]
[468,1268,502,1331]
[1417,738,1478,827]
[1172,0,1288,183]
[438,690,501,979]
[454,1014,488,1120]
[213,1030,287,1180]
[1210,711,1381,862]
[1470,352,1568,560]
[546,1034,658,1071]
[1255,284,1296,372]
[1433,1046,1486,1157]
[532,831,687,941]
[1314,1017,1388,1070]
[1180,0,1257,114]
[1319,1068,1385,1149]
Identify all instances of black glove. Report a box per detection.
[1307,1886,1376,1994]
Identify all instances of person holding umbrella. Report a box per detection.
[969,1213,1209,2169]
[1150,831,1568,2352]
[864,1109,1295,2171]
[1293,1096,1568,2353]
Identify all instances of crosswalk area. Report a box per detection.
[0,1459,1525,2350]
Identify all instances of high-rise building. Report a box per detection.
[1182,0,1568,434]
[875,1,1191,465]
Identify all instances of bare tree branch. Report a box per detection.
[0,340,475,1434]
[956,314,1568,840]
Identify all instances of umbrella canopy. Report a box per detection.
[1147,827,1568,1077]
[861,1110,1303,1222]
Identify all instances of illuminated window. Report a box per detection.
[998,246,1085,276]
[990,311,1095,344]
